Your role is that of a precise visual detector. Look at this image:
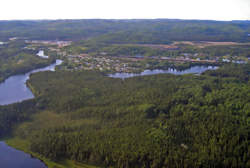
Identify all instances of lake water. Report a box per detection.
[108,66,218,79]
[0,60,62,167]
[0,59,62,105]
[37,50,49,59]
[0,142,47,168]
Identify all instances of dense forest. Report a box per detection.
[0,19,250,42]
[0,63,249,168]
[0,19,250,168]
[0,41,55,82]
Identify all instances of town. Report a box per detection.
[20,39,250,73]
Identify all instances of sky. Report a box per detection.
[1,0,250,21]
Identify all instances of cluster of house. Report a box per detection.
[222,58,247,64]
[65,50,249,72]
[25,40,72,48]
[160,53,248,64]
[65,54,136,72]
[0,41,8,45]
[9,37,18,41]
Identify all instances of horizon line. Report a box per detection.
[0,18,250,22]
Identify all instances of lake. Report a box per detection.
[0,59,62,105]
[37,50,49,59]
[0,142,47,168]
[108,65,218,79]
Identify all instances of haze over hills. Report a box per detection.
[0,19,250,42]
[0,18,249,168]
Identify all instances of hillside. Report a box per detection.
[0,64,249,167]
[0,19,250,42]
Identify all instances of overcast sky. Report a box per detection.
[1,0,250,21]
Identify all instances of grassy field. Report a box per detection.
[173,41,250,48]
[5,138,99,168]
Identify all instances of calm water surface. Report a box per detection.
[0,60,63,168]
[108,65,218,79]
[37,50,49,59]
[0,59,62,105]
[0,142,47,168]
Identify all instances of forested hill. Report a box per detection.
[0,63,249,167]
[0,19,250,42]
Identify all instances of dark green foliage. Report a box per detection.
[0,41,55,82]
[0,19,250,168]
[1,63,249,167]
[0,99,42,137]
[204,63,250,81]
[1,19,250,42]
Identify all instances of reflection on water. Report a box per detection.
[37,50,49,59]
[108,66,218,79]
[0,142,47,168]
[0,60,62,105]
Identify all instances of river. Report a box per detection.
[0,59,63,167]
[0,59,62,106]
[37,50,49,59]
[0,142,47,168]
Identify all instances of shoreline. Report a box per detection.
[0,59,61,106]
[0,59,56,85]
[4,137,98,168]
